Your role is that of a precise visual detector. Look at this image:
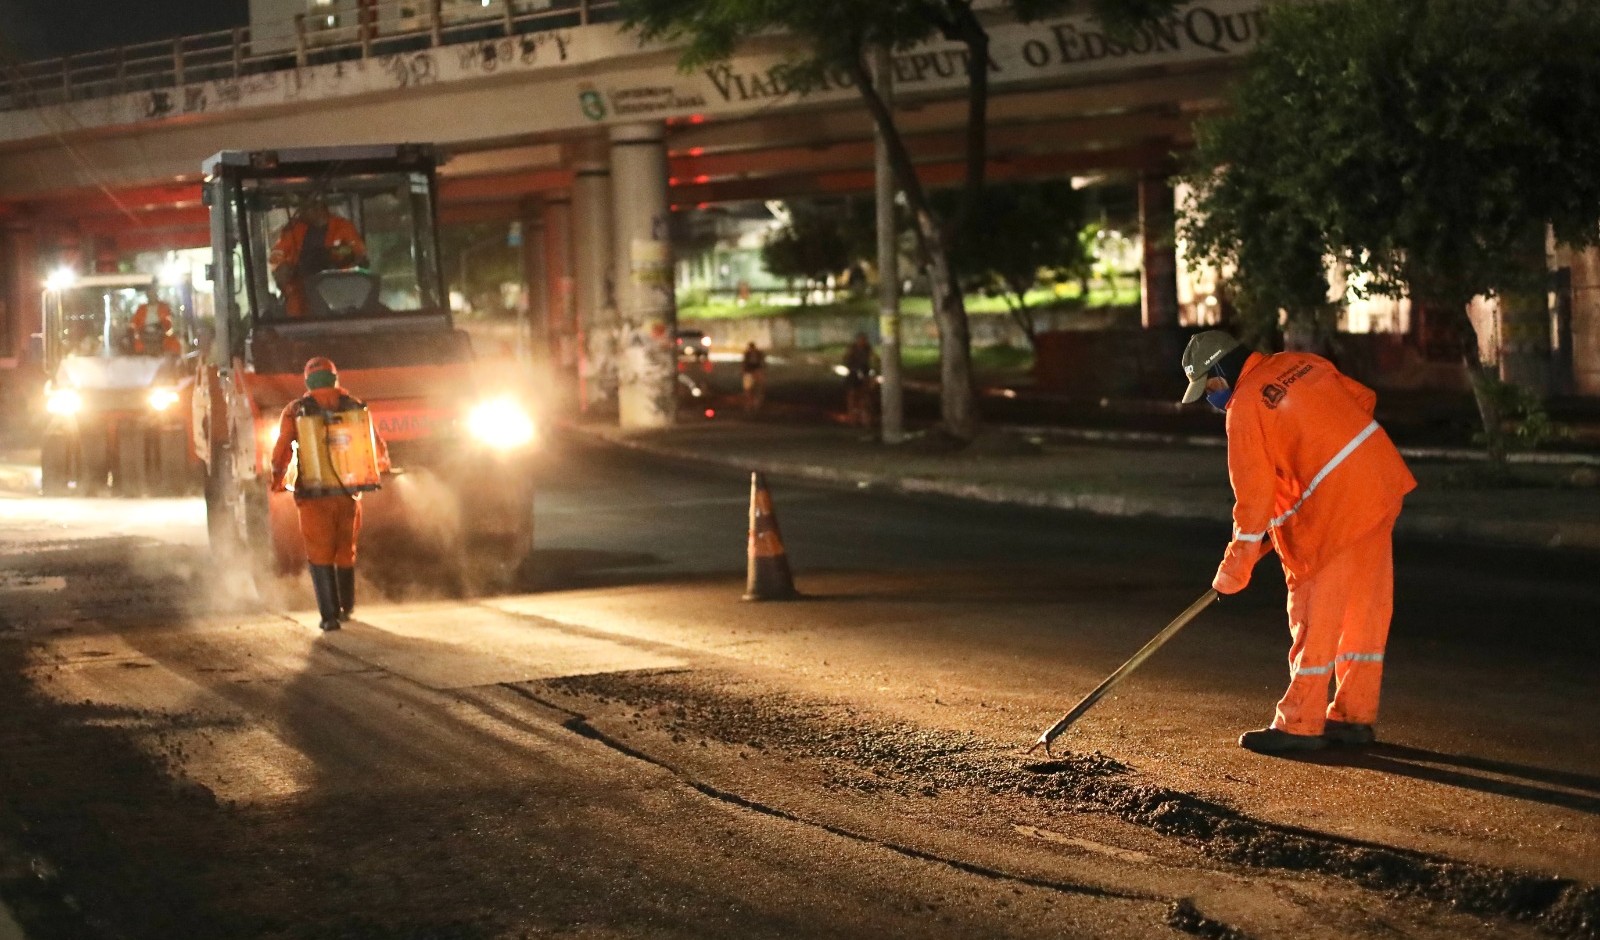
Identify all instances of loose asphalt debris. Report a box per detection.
[544,669,1599,940]
[1166,898,1251,940]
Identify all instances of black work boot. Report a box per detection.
[309,564,342,632]
[1239,727,1325,754]
[1323,720,1377,746]
[336,567,356,622]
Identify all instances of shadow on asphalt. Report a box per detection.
[1305,743,1600,814]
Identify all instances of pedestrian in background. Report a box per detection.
[741,341,767,414]
[842,332,876,428]
[1180,330,1415,754]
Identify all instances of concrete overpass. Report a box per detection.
[0,0,1269,387]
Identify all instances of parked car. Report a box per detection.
[674,330,711,364]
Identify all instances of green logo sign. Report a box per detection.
[579,87,606,121]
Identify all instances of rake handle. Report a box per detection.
[1028,589,1219,755]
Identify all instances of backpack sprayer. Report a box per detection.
[290,403,382,497]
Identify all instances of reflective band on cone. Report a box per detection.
[743,471,798,601]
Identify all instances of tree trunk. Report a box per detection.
[1451,299,1507,464]
[851,53,978,442]
[1005,280,1037,349]
[922,214,978,440]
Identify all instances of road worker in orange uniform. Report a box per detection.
[270,199,369,318]
[131,289,179,355]
[270,357,389,631]
[1180,331,1416,753]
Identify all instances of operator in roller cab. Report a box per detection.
[270,197,369,318]
[271,357,389,632]
[131,287,180,355]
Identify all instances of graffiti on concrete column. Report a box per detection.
[619,318,675,424]
[584,327,619,406]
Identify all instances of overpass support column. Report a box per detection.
[1139,172,1180,330]
[0,222,40,434]
[1,222,40,363]
[519,199,547,366]
[573,159,616,414]
[609,122,675,430]
[542,193,577,411]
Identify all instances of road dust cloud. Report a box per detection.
[358,468,484,602]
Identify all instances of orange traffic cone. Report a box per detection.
[743,471,798,601]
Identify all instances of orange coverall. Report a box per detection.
[131,301,179,354]
[270,386,389,567]
[269,216,367,317]
[1215,351,1416,735]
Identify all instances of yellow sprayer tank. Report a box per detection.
[293,407,382,497]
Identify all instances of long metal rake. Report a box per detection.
[1026,589,1220,757]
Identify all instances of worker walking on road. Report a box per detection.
[741,341,767,414]
[271,357,389,632]
[1180,330,1415,754]
[270,198,369,318]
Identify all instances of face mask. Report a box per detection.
[1205,385,1233,412]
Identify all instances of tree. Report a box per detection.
[939,180,1090,347]
[761,202,852,304]
[1183,0,1600,461]
[620,0,1178,442]
[440,222,521,316]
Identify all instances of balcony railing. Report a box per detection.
[0,0,623,113]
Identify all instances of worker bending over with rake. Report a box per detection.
[1180,331,1415,754]
[271,357,389,632]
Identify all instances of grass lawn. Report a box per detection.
[679,282,1140,322]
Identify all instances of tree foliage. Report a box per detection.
[1183,0,1600,458]
[937,180,1091,345]
[761,203,853,302]
[621,0,1180,441]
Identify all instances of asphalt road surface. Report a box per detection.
[0,437,1596,940]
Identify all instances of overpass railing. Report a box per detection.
[0,0,623,113]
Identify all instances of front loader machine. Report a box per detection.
[193,145,539,588]
[38,271,200,496]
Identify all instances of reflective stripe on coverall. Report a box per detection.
[1215,351,1416,735]
[270,386,384,568]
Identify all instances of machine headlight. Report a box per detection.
[466,398,537,450]
[45,388,82,416]
[148,388,180,411]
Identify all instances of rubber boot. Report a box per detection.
[309,564,342,632]
[336,567,356,622]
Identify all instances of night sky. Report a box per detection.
[0,0,250,61]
